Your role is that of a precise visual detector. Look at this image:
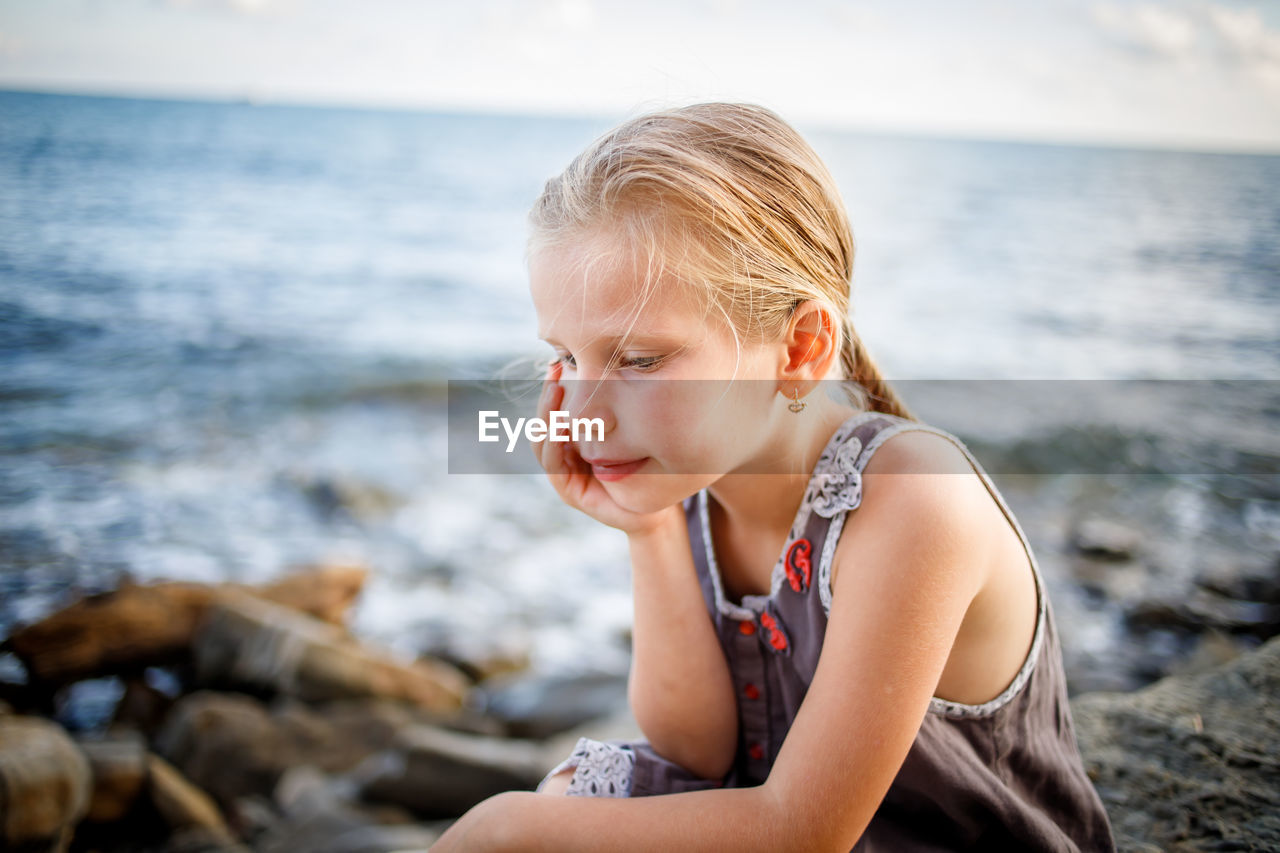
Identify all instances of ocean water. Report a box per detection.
[2,91,1278,700]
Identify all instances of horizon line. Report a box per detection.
[3,82,1279,158]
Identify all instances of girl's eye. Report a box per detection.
[619,355,664,371]
[552,352,576,369]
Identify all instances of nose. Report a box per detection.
[558,376,616,437]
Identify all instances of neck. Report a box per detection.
[705,397,863,535]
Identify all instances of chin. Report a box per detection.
[604,476,699,516]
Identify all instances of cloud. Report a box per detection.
[1204,5,1280,87]
[1093,1,1280,89]
[1093,2,1198,61]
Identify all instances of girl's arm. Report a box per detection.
[434,453,992,852]
[625,504,738,780]
[529,366,736,778]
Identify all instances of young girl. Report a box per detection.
[432,103,1116,852]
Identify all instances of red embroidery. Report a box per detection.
[759,610,788,651]
[748,742,765,761]
[738,620,756,636]
[784,538,812,592]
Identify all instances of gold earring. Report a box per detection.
[788,388,807,413]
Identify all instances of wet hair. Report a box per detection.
[527,102,913,420]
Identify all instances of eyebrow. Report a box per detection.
[538,333,682,348]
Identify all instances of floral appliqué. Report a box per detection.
[810,435,864,519]
[784,538,812,593]
[759,607,789,654]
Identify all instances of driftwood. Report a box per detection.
[3,565,369,685]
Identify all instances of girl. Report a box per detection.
[432,103,1116,852]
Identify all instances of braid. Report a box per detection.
[839,318,915,421]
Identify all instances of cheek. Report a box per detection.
[621,384,752,463]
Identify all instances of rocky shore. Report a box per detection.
[0,564,1277,852]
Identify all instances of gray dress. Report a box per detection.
[537,411,1117,852]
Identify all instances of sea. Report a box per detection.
[2,90,1278,724]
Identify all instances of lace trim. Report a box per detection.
[536,737,635,797]
[817,512,847,615]
[700,409,879,620]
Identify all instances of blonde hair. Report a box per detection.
[527,102,914,421]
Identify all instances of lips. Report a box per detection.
[580,455,647,481]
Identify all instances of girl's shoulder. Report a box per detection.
[818,412,978,491]
[858,418,978,479]
[824,413,1017,596]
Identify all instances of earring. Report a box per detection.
[788,388,807,413]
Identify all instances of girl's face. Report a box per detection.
[529,236,783,514]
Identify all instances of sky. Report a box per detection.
[1,0,1278,152]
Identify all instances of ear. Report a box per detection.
[779,300,840,382]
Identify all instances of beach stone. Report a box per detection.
[1069,517,1142,561]
[0,715,91,851]
[421,627,532,684]
[359,723,548,819]
[1066,555,1148,604]
[4,565,369,686]
[257,766,442,853]
[1072,633,1280,851]
[1195,558,1280,606]
[76,728,148,822]
[1125,586,1280,639]
[192,595,467,712]
[160,825,252,853]
[155,691,479,811]
[148,753,237,845]
[475,669,628,739]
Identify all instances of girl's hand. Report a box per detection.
[531,361,680,537]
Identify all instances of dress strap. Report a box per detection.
[683,493,721,624]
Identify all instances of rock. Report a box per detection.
[161,825,252,853]
[155,692,323,808]
[76,728,147,822]
[359,724,548,819]
[1065,555,1148,604]
[1072,634,1280,851]
[154,692,479,810]
[255,766,442,853]
[148,753,237,845]
[1069,517,1141,561]
[475,669,628,739]
[422,628,532,684]
[4,565,369,686]
[1125,587,1280,639]
[0,715,91,851]
[255,564,370,626]
[192,595,467,712]
[1195,558,1280,605]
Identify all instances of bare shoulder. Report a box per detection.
[831,426,997,594]
[862,426,976,478]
